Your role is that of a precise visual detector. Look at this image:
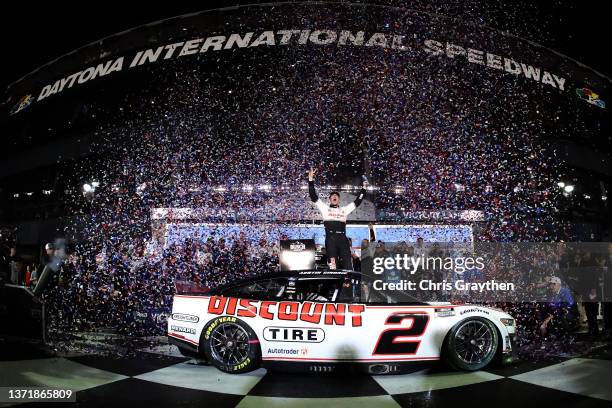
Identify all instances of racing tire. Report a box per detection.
[201,316,261,374]
[443,317,499,371]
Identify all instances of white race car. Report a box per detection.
[168,270,516,374]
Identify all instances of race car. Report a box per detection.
[167,270,516,374]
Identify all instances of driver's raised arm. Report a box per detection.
[343,181,367,214]
[308,168,327,213]
[308,168,319,203]
[308,180,319,203]
[352,185,367,208]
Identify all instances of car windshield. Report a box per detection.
[222,278,288,300]
[290,277,346,302]
[213,272,429,305]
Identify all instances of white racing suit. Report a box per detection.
[309,180,366,270]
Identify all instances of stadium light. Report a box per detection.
[564,185,575,193]
[83,183,93,193]
[91,181,100,188]
[557,181,565,188]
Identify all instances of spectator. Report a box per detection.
[9,246,23,285]
[539,276,577,339]
[29,263,40,287]
[360,238,374,277]
[580,251,601,337]
[414,237,427,257]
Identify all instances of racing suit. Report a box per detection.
[309,180,366,270]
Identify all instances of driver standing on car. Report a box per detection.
[308,168,367,270]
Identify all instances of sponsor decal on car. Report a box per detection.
[460,308,490,315]
[298,270,348,276]
[267,347,309,355]
[263,327,325,343]
[207,296,365,327]
[435,308,455,317]
[231,357,251,371]
[170,325,196,335]
[172,313,199,323]
[204,316,237,340]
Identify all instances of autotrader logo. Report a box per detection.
[267,347,308,355]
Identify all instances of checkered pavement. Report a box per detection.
[1,344,611,407]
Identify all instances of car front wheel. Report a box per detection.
[201,316,261,373]
[443,317,499,371]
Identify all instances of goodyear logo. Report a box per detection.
[204,316,236,340]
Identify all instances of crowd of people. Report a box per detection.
[3,231,610,349]
[0,243,55,288]
[2,4,607,353]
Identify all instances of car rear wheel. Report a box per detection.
[443,317,499,371]
[202,316,261,373]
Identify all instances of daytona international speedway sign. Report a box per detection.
[28,29,566,105]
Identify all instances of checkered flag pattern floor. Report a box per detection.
[1,346,611,407]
